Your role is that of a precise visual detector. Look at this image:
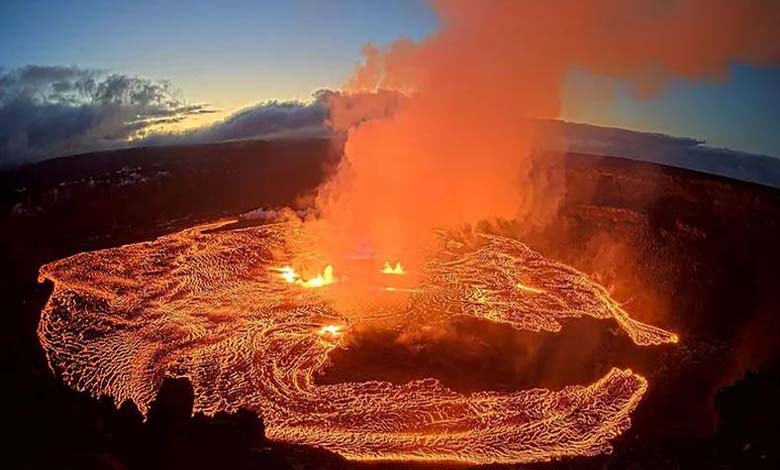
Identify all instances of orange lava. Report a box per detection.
[37,219,677,464]
[275,264,336,288]
[382,261,405,275]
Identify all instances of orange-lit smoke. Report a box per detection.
[317,0,780,259]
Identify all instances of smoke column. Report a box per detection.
[318,0,780,260]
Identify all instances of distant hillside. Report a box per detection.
[0,138,337,249]
[536,120,780,189]
[6,118,778,190]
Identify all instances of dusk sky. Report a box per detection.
[2,0,778,156]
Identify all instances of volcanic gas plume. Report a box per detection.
[318,0,780,261]
[36,0,780,465]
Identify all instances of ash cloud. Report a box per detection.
[0,65,213,164]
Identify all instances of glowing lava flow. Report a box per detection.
[515,281,544,294]
[382,261,405,275]
[275,264,336,288]
[37,220,677,464]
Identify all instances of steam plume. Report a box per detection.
[317,0,780,259]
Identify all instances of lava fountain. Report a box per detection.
[38,218,677,464]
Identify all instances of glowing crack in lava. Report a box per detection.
[37,220,677,464]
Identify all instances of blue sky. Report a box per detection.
[2,0,778,156]
[0,0,438,108]
[562,65,780,156]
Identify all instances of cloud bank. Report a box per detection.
[142,89,404,147]
[0,65,213,164]
[142,97,329,146]
[0,66,405,165]
[2,64,779,190]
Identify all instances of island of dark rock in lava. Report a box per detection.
[37,217,678,464]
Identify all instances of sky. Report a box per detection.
[562,65,780,157]
[1,0,778,157]
[0,0,438,109]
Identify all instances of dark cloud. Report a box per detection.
[143,89,404,146]
[143,96,330,146]
[0,67,404,164]
[2,66,776,188]
[0,65,213,164]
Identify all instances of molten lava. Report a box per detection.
[319,324,344,337]
[38,219,677,464]
[515,281,544,294]
[276,265,297,283]
[382,261,405,275]
[276,264,336,288]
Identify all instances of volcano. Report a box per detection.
[4,138,780,469]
